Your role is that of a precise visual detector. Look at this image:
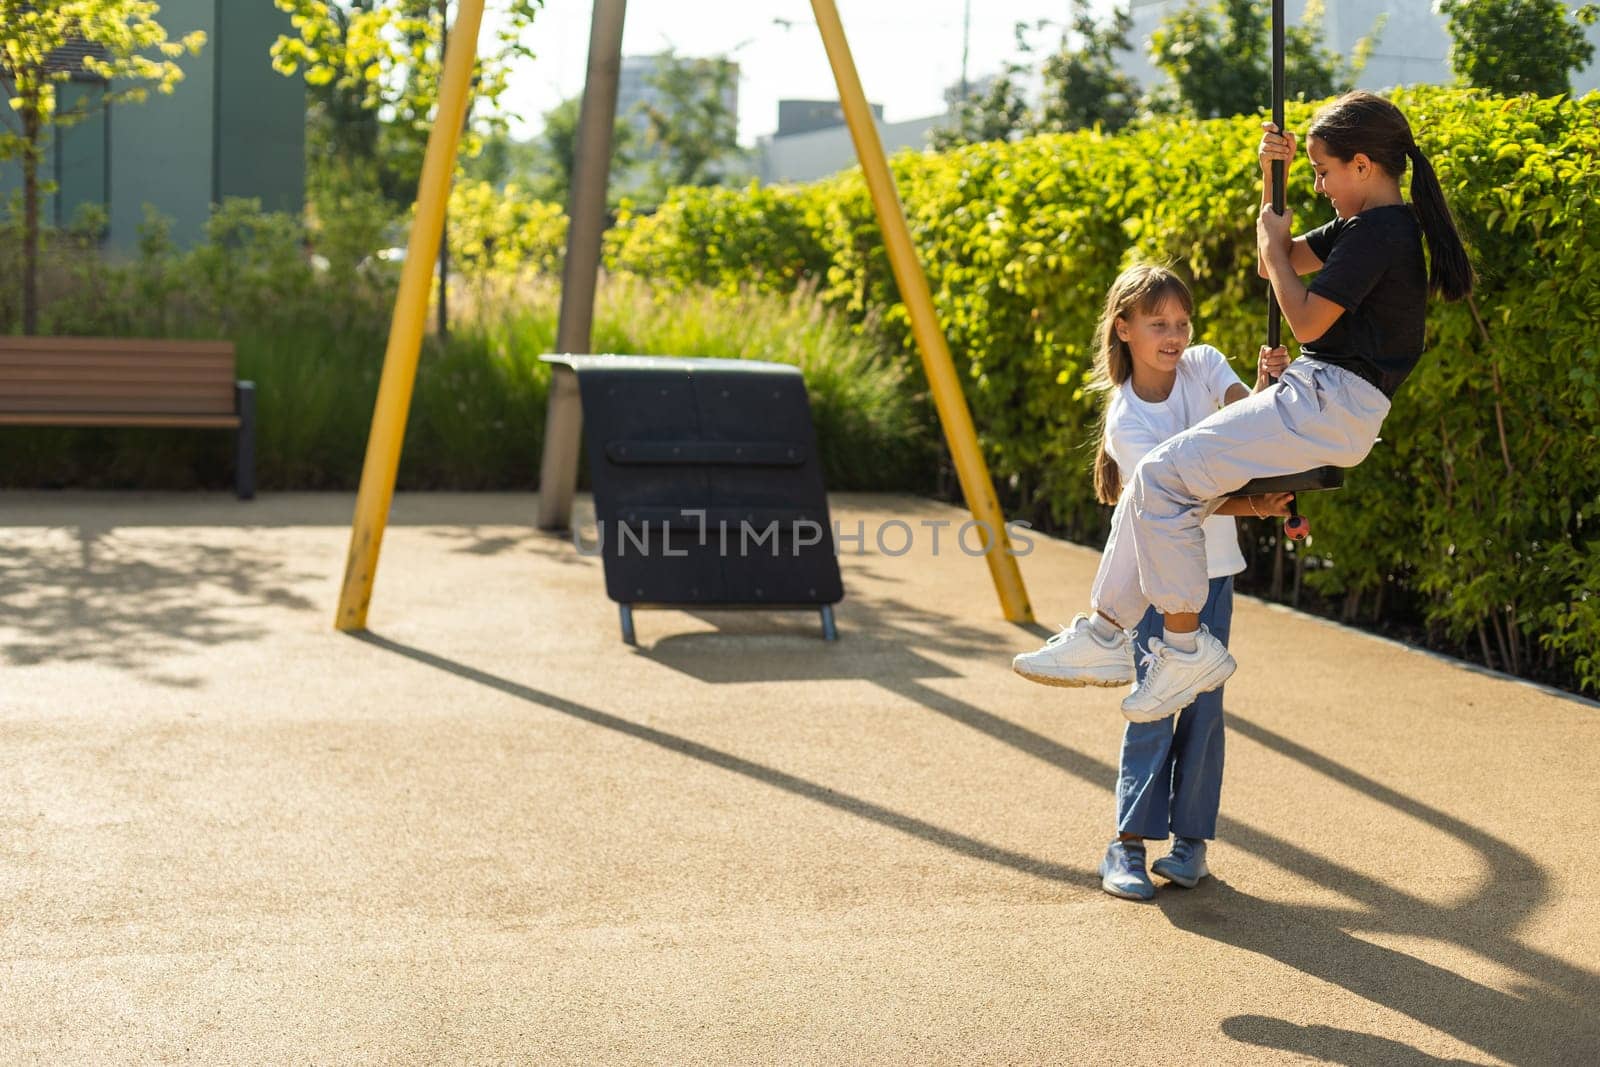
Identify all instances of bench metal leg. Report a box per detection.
[820,605,837,641]
[620,603,636,645]
[235,380,257,500]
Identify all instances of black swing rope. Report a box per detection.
[1262,0,1312,540]
[1201,0,1341,532]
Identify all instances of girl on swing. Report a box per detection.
[1012,91,1474,897]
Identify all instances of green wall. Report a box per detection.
[109,0,217,249]
[216,1,306,218]
[0,0,304,252]
[0,80,106,229]
[53,82,109,229]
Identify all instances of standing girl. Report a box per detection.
[1014,264,1292,899]
[1014,91,1473,732]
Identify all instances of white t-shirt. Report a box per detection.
[1104,344,1248,578]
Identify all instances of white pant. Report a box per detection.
[1091,359,1391,622]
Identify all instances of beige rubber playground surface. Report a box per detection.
[2,491,1597,1064]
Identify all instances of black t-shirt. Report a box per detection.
[1301,204,1428,396]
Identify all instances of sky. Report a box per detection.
[487,0,1116,143]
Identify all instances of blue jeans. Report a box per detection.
[1115,575,1233,840]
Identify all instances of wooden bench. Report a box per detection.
[0,336,256,499]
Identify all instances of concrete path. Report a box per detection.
[1,492,1595,1064]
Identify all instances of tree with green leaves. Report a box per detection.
[932,65,1032,150]
[1148,0,1380,119]
[1438,0,1598,96]
[521,92,636,206]
[270,0,541,207]
[1035,1,1141,134]
[634,51,743,200]
[462,125,536,187]
[0,0,204,333]
[933,9,1144,151]
[932,18,1048,150]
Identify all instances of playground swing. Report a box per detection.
[1224,0,1348,541]
[328,0,1367,636]
[331,0,1036,633]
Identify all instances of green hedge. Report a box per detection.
[606,86,1600,690]
[448,178,568,278]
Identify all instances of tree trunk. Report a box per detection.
[1505,605,1521,676]
[1489,610,1511,674]
[1270,532,1285,599]
[22,104,41,335]
[437,206,449,341]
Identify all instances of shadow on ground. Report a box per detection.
[7,496,1594,1062]
[470,577,1595,1064]
[1220,1015,1492,1065]
[0,523,318,684]
[1159,713,1600,1065]
[350,629,1099,893]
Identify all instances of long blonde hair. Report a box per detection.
[1090,264,1194,505]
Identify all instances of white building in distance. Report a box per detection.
[756,99,943,184]
[1124,0,1600,95]
[752,1,1600,186]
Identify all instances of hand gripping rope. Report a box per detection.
[1228,0,1342,540]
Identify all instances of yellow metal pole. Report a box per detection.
[335,0,485,631]
[808,0,1033,623]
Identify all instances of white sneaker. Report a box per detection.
[1012,614,1135,688]
[1119,626,1236,723]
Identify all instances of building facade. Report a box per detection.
[0,0,304,251]
[756,107,941,185]
[775,98,883,139]
[1124,0,1600,96]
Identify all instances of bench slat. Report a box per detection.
[0,389,232,407]
[0,395,234,413]
[0,382,235,400]
[0,413,241,428]
[0,377,235,392]
[0,337,233,356]
[0,357,236,376]
[0,346,235,360]
[1,377,234,393]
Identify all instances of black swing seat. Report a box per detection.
[1226,465,1345,496]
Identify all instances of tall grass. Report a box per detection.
[453,274,936,492]
[0,212,934,493]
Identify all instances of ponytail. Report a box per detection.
[1406,143,1475,302]
[1093,441,1122,506]
[1309,91,1475,302]
[1089,264,1194,506]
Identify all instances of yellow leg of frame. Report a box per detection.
[809,0,1034,623]
[335,0,485,631]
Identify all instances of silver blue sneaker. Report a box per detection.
[1151,836,1210,888]
[1099,838,1155,900]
